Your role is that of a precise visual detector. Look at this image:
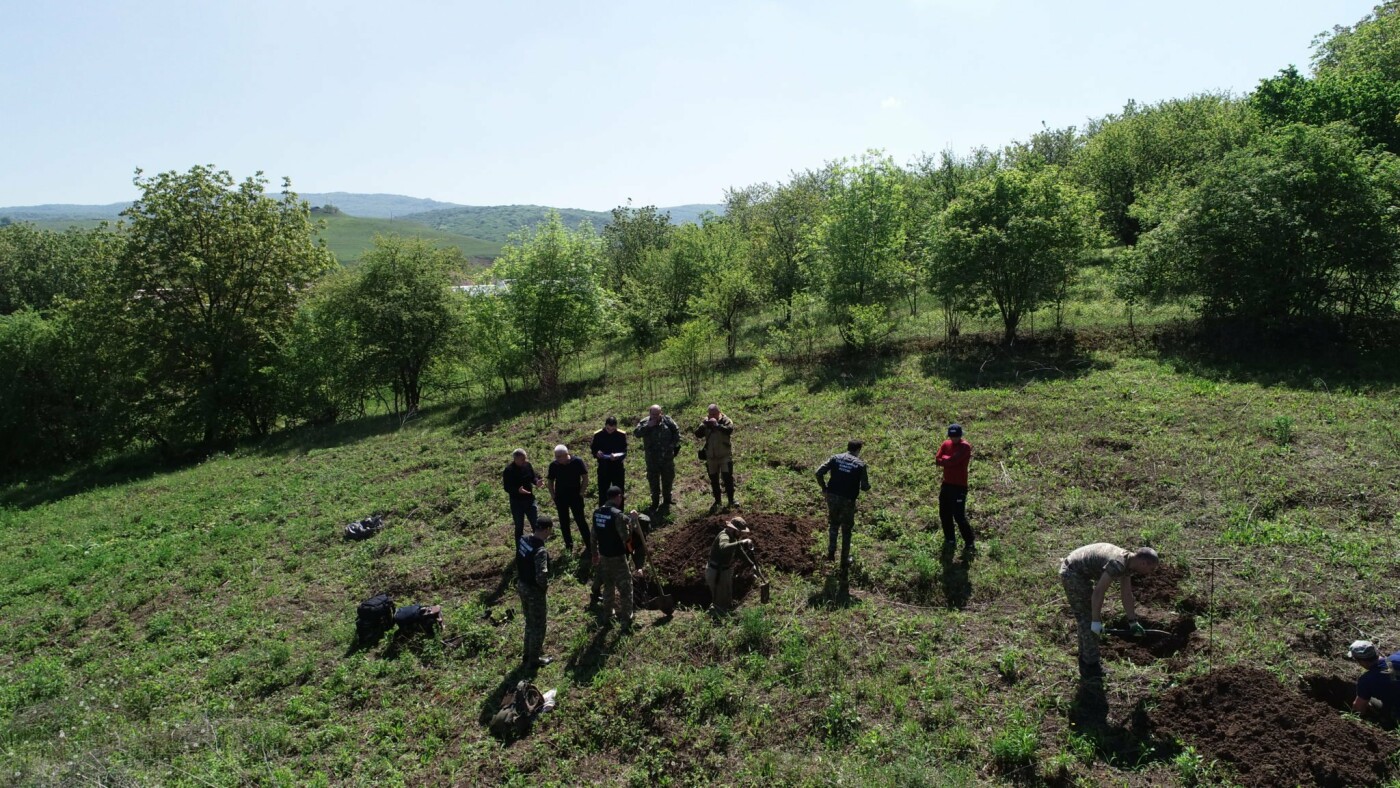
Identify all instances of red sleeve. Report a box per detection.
[935,440,953,464]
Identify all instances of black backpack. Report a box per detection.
[394,604,443,636]
[356,593,395,643]
[344,514,386,541]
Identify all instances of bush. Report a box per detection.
[660,319,717,399]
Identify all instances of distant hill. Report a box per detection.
[403,203,725,243]
[315,214,500,263]
[294,193,463,219]
[0,195,725,246]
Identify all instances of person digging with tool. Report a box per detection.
[705,516,753,614]
[1058,543,1160,679]
[516,516,553,668]
[1348,640,1400,724]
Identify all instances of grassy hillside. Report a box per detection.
[3,325,1399,785]
[315,214,501,263]
[404,204,613,243]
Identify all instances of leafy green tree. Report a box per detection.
[812,153,910,348]
[461,289,526,397]
[601,202,672,286]
[337,236,463,415]
[731,169,829,319]
[116,166,334,451]
[276,273,366,425]
[1132,122,1400,329]
[660,318,717,399]
[930,164,1099,344]
[1074,95,1258,246]
[1312,1,1400,82]
[687,218,756,360]
[0,223,120,315]
[494,211,605,400]
[908,149,1001,336]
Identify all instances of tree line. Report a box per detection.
[2,3,1399,471]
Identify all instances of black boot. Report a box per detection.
[1078,658,1104,679]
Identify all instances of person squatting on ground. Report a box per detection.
[503,448,542,542]
[634,404,682,513]
[816,440,871,568]
[590,486,634,628]
[1348,640,1400,724]
[546,444,589,554]
[936,423,973,549]
[516,516,553,668]
[705,517,752,614]
[590,416,628,505]
[694,403,737,512]
[1059,543,1160,679]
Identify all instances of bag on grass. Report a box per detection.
[356,593,395,643]
[344,514,385,541]
[393,604,443,636]
[489,680,545,738]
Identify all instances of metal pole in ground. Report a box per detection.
[1194,557,1235,676]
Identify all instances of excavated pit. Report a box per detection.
[638,513,819,608]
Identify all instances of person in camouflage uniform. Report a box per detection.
[591,486,634,628]
[516,516,553,668]
[634,404,681,513]
[1059,543,1160,679]
[694,403,737,512]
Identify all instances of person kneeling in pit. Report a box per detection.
[1348,640,1400,725]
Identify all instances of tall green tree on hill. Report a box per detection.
[812,152,910,349]
[1131,122,1400,330]
[687,217,756,360]
[494,211,605,401]
[930,164,1099,345]
[728,169,829,320]
[336,236,463,415]
[116,166,333,452]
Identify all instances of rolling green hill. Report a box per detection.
[402,203,725,243]
[314,214,501,263]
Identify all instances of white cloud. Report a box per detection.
[881,96,904,110]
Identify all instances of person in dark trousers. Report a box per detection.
[634,404,682,514]
[694,403,736,512]
[516,516,553,668]
[590,486,634,629]
[816,440,871,596]
[546,444,588,553]
[590,416,628,505]
[502,448,542,542]
[1348,640,1400,723]
[936,424,973,549]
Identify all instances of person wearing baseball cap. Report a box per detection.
[1348,640,1400,722]
[936,423,974,550]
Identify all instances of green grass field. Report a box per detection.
[18,215,503,265]
[3,319,1400,785]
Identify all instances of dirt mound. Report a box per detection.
[1152,667,1398,787]
[640,513,819,607]
[1101,616,1198,665]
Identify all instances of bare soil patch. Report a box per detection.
[1101,616,1198,665]
[1152,666,1398,787]
[641,512,820,607]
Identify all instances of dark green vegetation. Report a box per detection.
[4,5,1400,784]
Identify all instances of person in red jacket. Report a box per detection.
[936,423,973,549]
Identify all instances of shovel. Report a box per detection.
[640,563,676,616]
[743,546,771,603]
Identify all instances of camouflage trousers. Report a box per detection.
[595,555,633,625]
[826,494,856,562]
[516,581,547,661]
[1059,566,1099,665]
[705,564,734,612]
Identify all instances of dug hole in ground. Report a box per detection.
[638,513,821,607]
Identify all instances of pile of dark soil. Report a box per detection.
[1102,616,1198,665]
[639,513,819,607]
[1152,667,1398,787]
[1132,564,1211,614]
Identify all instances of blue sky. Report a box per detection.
[0,1,1376,209]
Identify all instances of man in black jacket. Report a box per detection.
[590,416,628,505]
[816,440,871,596]
[503,448,542,542]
